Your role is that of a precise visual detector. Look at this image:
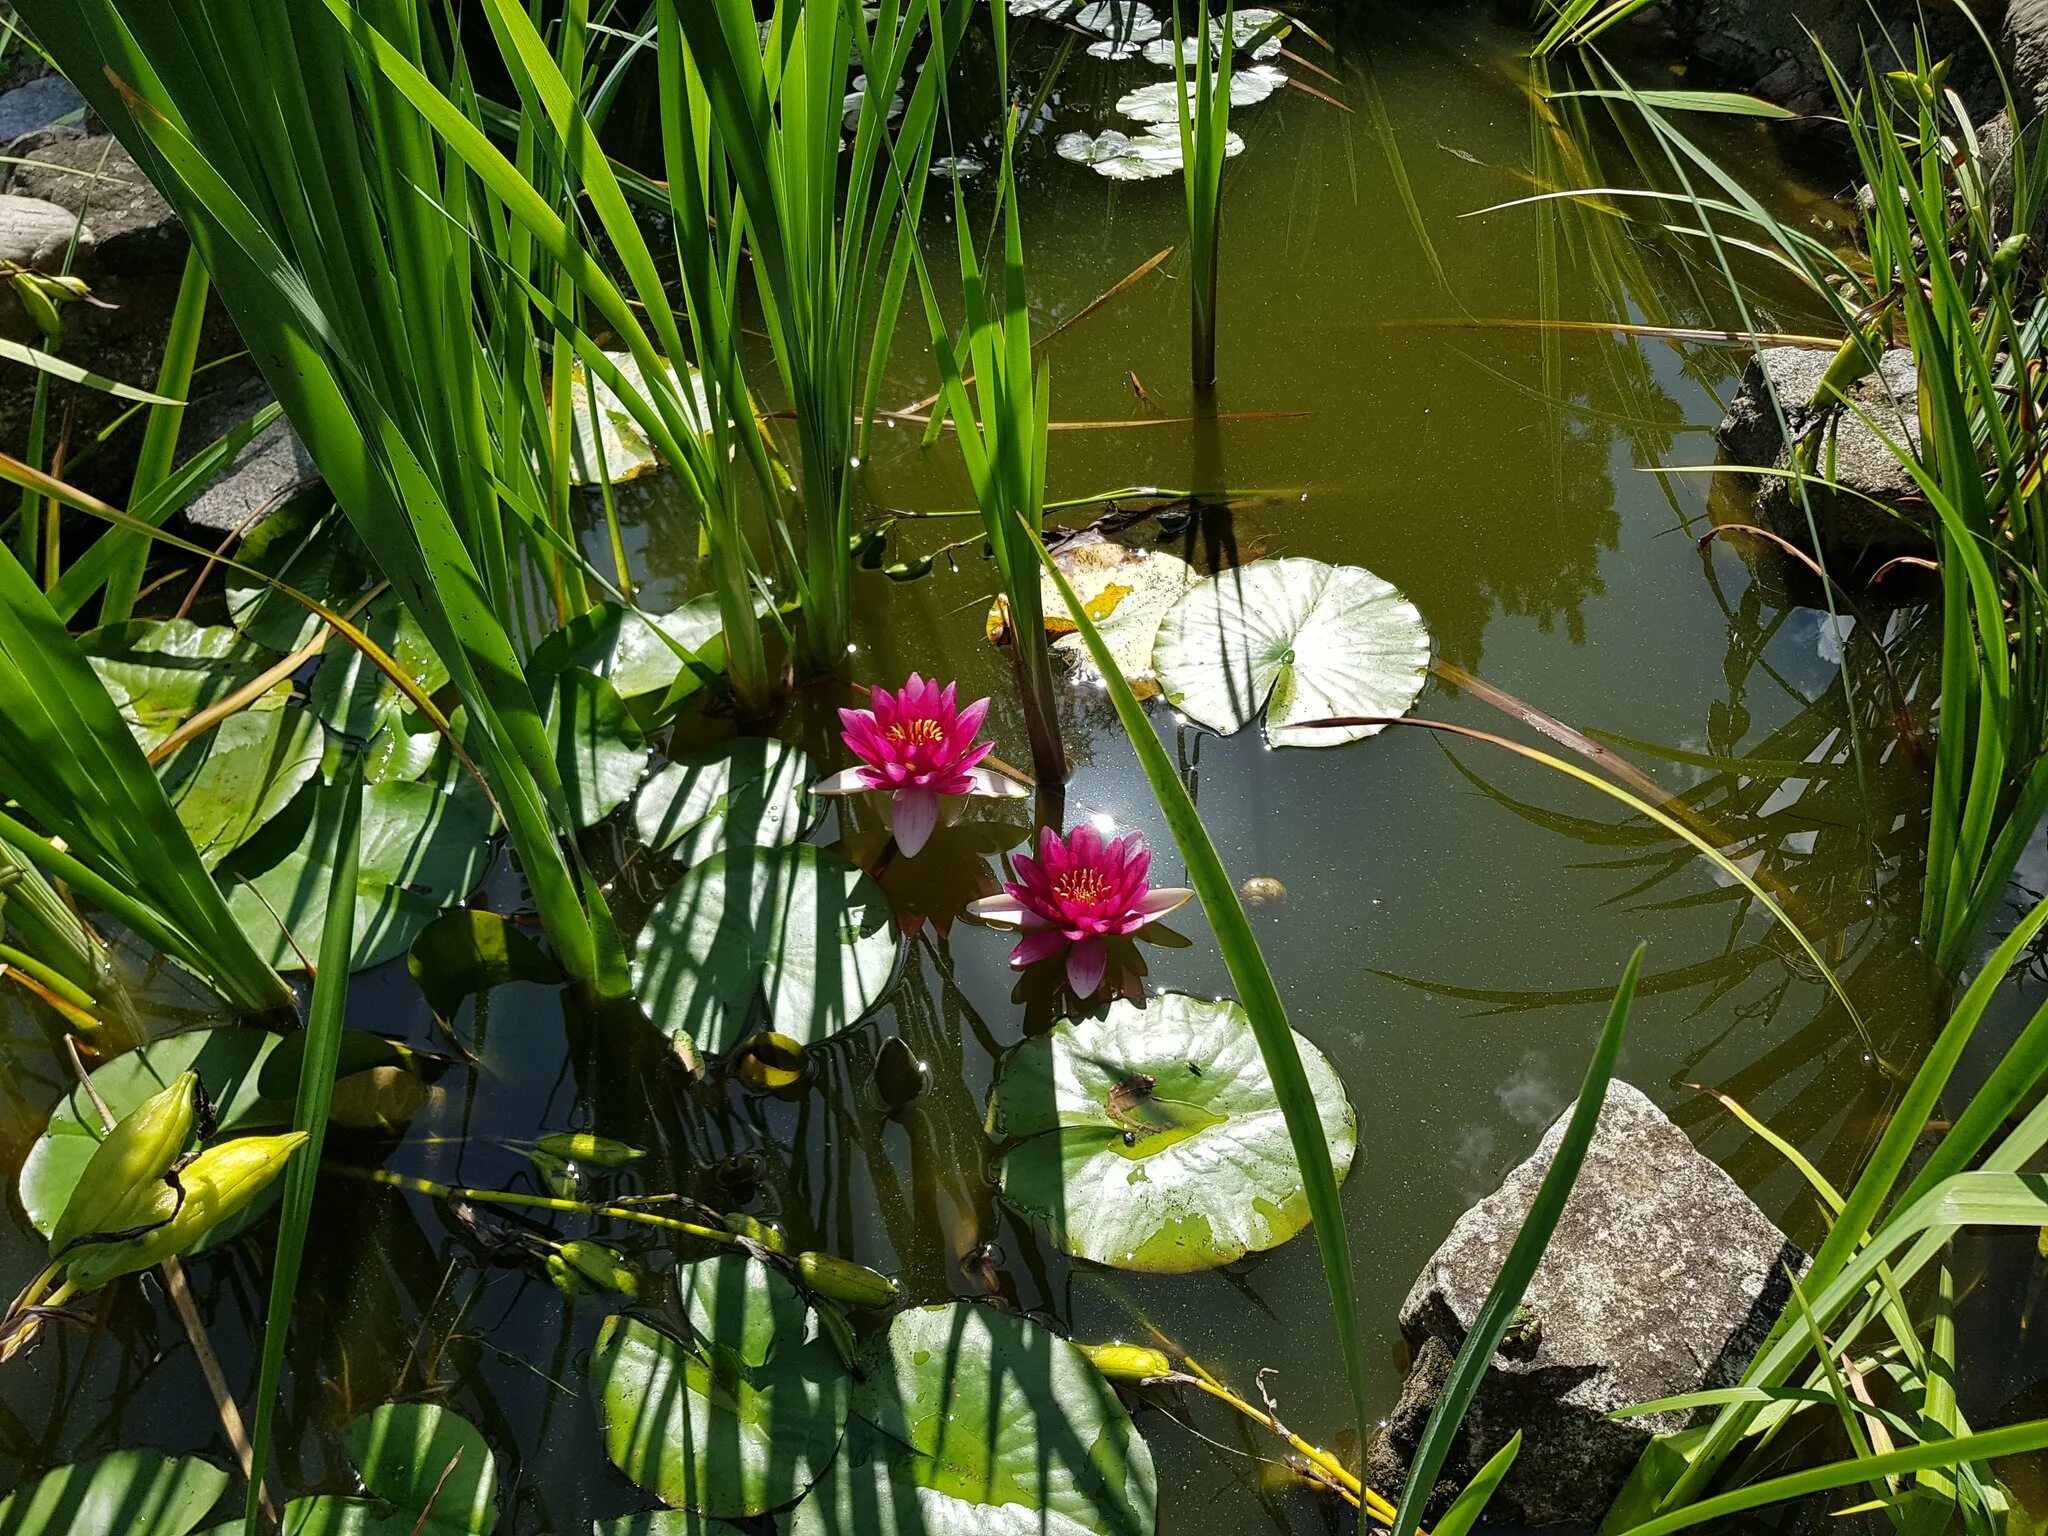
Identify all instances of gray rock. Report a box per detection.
[0,193,91,269]
[1366,1082,1802,1527]
[5,132,183,276]
[2008,0,2048,126]
[183,412,321,535]
[0,76,86,145]
[1715,344,1927,551]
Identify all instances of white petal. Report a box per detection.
[814,767,874,796]
[1137,886,1195,919]
[965,894,1029,926]
[962,767,1031,798]
[891,787,940,857]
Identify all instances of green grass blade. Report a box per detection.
[1391,944,1642,1536]
[1431,1433,1524,1536]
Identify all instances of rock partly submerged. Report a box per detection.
[1367,1081,1803,1527]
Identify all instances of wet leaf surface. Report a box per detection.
[0,1450,227,1536]
[549,667,646,827]
[631,739,818,865]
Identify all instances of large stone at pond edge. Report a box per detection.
[6,131,185,276]
[0,76,86,145]
[0,193,91,269]
[1365,1081,1803,1527]
[1715,345,1926,553]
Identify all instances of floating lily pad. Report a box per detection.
[223,778,493,972]
[1055,125,1241,180]
[614,597,742,703]
[593,1516,743,1536]
[226,498,378,653]
[0,1450,228,1536]
[309,591,448,744]
[785,1302,1156,1536]
[1115,63,1287,124]
[1151,556,1430,747]
[591,1257,850,1518]
[1005,531,1197,698]
[19,1028,289,1249]
[158,701,324,870]
[568,351,711,486]
[1071,1,1160,41]
[273,1403,497,1536]
[81,620,284,753]
[1141,8,1288,64]
[990,994,1356,1271]
[549,667,647,827]
[631,739,818,866]
[633,845,897,1057]
[407,909,562,1024]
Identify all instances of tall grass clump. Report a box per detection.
[1172,0,1234,386]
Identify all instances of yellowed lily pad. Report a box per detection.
[987,532,1197,700]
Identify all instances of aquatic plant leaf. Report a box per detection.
[613,596,738,702]
[407,908,562,1023]
[785,1302,1157,1536]
[0,1450,228,1536]
[1055,125,1242,180]
[592,1515,743,1536]
[1116,64,1285,124]
[20,1028,288,1242]
[309,590,449,743]
[1142,8,1288,65]
[226,497,378,652]
[998,532,1196,697]
[160,703,324,869]
[591,1257,851,1518]
[224,778,492,971]
[632,846,898,1057]
[991,993,1357,1270]
[81,619,283,753]
[549,667,646,827]
[567,350,711,486]
[631,738,818,865]
[344,1402,498,1535]
[1071,1,1160,40]
[1151,556,1431,747]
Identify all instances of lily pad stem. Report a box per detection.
[331,1164,743,1247]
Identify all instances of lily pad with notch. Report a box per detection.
[631,738,818,866]
[989,993,1357,1271]
[0,1450,228,1536]
[81,619,285,754]
[591,1255,851,1519]
[784,1301,1157,1536]
[1150,555,1431,748]
[407,909,563,1026]
[258,1402,498,1536]
[632,845,898,1058]
[1115,63,1287,124]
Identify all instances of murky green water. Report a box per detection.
[9,4,2048,1530]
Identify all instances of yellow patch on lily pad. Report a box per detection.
[986,531,1198,699]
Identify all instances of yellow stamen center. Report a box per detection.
[886,717,946,748]
[1053,869,1113,907]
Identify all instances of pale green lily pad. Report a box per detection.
[569,350,711,486]
[632,845,897,1057]
[223,778,493,972]
[631,739,819,865]
[309,591,449,744]
[1072,1,1159,40]
[160,703,324,869]
[550,667,647,827]
[1151,556,1430,747]
[226,497,378,652]
[990,994,1356,1271]
[1115,63,1287,124]
[0,1451,227,1536]
[19,1027,290,1251]
[784,1302,1156,1536]
[1141,9,1289,64]
[269,1403,497,1536]
[613,597,738,702]
[1054,125,1241,180]
[1030,531,1198,697]
[81,619,283,753]
[592,1257,850,1518]
[594,1516,743,1536]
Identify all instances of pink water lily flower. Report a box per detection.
[966,824,1194,999]
[815,674,1028,857]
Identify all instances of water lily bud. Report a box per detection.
[545,1252,588,1298]
[883,555,933,582]
[1076,1342,1175,1383]
[528,1148,578,1198]
[50,1072,198,1256]
[65,1132,307,1292]
[734,1033,806,1093]
[1994,233,2029,283]
[534,1132,645,1168]
[559,1239,639,1298]
[720,1211,787,1253]
[796,1251,900,1308]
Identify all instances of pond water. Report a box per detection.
[8,2,2048,1531]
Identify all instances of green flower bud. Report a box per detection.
[534,1132,644,1168]
[49,1072,198,1256]
[1076,1342,1175,1383]
[883,556,933,582]
[558,1239,638,1298]
[545,1252,588,1298]
[720,1212,787,1253]
[65,1132,307,1292]
[796,1251,900,1308]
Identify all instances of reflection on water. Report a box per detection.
[3,3,2020,1531]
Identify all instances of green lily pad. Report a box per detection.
[591,1256,851,1518]
[223,778,493,972]
[81,619,284,753]
[613,597,736,702]
[1115,63,1286,124]
[785,1302,1157,1536]
[550,667,646,827]
[309,591,449,744]
[990,994,1357,1271]
[0,1450,227,1536]
[269,1403,497,1536]
[19,1028,289,1242]
[1151,556,1431,748]
[226,497,378,653]
[160,703,324,869]
[407,909,562,1024]
[631,739,818,866]
[594,1515,742,1536]
[632,846,898,1057]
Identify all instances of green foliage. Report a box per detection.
[0,1451,227,1536]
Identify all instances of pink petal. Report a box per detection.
[814,767,876,796]
[962,766,1030,798]
[1138,886,1194,918]
[1010,929,1070,968]
[966,894,1030,925]
[954,695,990,742]
[1065,937,1108,998]
[891,787,941,857]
